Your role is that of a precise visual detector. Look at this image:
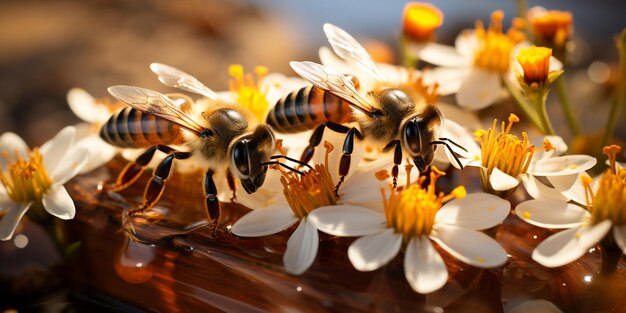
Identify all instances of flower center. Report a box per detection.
[529,9,572,47]
[382,166,466,239]
[516,46,553,87]
[281,142,337,219]
[473,10,525,73]
[475,114,536,178]
[228,64,270,123]
[583,145,626,226]
[0,148,52,203]
[402,2,443,42]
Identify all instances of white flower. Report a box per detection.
[0,126,88,240]
[516,145,626,267]
[450,114,595,198]
[308,169,510,293]
[231,133,396,275]
[417,10,528,110]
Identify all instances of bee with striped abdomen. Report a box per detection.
[100,63,283,221]
[267,24,465,192]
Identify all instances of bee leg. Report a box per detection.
[335,127,364,197]
[300,122,351,164]
[204,169,220,224]
[226,168,236,202]
[382,140,402,188]
[108,145,177,191]
[129,150,192,216]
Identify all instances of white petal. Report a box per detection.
[532,220,612,268]
[74,134,117,174]
[417,43,471,67]
[521,174,569,202]
[438,103,483,132]
[348,228,402,271]
[67,88,112,123]
[0,202,31,241]
[42,185,75,220]
[40,126,76,174]
[454,30,479,58]
[0,132,28,171]
[431,224,508,268]
[509,299,563,313]
[422,67,468,95]
[283,219,319,275]
[531,135,567,159]
[515,199,590,229]
[404,236,448,294]
[308,206,385,236]
[435,193,510,230]
[456,69,502,110]
[544,174,580,193]
[614,225,626,255]
[231,206,297,237]
[489,168,520,191]
[339,159,390,204]
[529,155,597,176]
[51,148,89,185]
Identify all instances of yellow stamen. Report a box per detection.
[0,148,52,203]
[281,143,337,219]
[228,64,270,122]
[382,166,465,239]
[402,2,443,42]
[475,114,535,178]
[529,10,573,47]
[516,46,553,87]
[583,146,626,226]
[473,11,525,73]
[408,69,440,104]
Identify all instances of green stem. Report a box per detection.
[554,76,582,136]
[400,35,417,68]
[504,79,545,133]
[598,30,626,151]
[530,92,556,135]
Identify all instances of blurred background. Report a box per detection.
[0,0,625,146]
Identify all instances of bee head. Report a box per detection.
[402,115,440,172]
[231,124,275,194]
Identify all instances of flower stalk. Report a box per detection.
[598,29,626,153]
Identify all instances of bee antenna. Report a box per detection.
[430,140,465,170]
[260,161,306,176]
[270,155,313,169]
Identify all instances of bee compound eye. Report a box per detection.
[404,119,421,154]
[232,140,250,176]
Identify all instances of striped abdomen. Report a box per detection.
[266,85,354,133]
[100,107,186,148]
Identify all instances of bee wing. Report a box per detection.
[290,61,376,115]
[323,23,387,82]
[150,63,219,100]
[108,85,207,136]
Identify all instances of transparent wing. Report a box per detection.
[323,23,386,82]
[108,85,207,136]
[150,63,218,99]
[290,61,376,115]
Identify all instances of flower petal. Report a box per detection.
[435,193,510,230]
[40,126,76,174]
[67,88,112,123]
[0,132,28,171]
[51,148,89,185]
[454,30,479,58]
[509,299,563,313]
[308,206,386,237]
[312,130,364,184]
[283,219,319,275]
[417,43,470,67]
[422,67,468,95]
[532,220,612,268]
[0,202,31,241]
[339,159,390,204]
[431,224,508,268]
[521,174,569,202]
[42,185,76,220]
[531,135,567,160]
[348,228,402,271]
[529,155,597,177]
[489,168,520,191]
[231,206,297,237]
[613,225,626,255]
[456,69,502,110]
[404,236,448,294]
[74,134,117,174]
[515,199,590,229]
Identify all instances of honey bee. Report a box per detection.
[267,24,465,191]
[100,63,287,221]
